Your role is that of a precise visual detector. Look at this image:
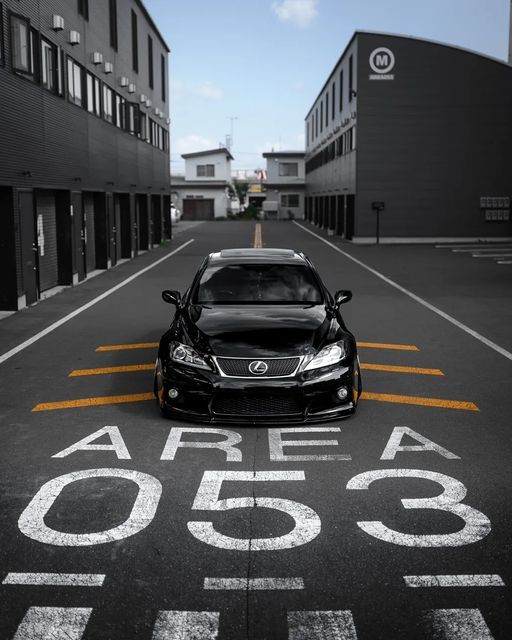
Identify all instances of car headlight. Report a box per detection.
[170,342,211,370]
[304,341,346,371]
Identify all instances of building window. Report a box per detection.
[67,58,83,106]
[41,38,57,92]
[103,84,113,122]
[115,94,125,129]
[139,112,147,140]
[281,194,300,208]
[56,48,65,96]
[197,164,215,177]
[339,69,343,111]
[86,72,101,116]
[349,55,353,101]
[109,0,118,51]
[77,0,89,20]
[315,107,318,138]
[325,91,329,127]
[331,81,335,119]
[161,54,166,102]
[10,14,32,76]
[306,121,309,146]
[279,162,298,177]
[147,117,153,144]
[148,35,153,89]
[127,103,139,135]
[351,126,356,151]
[131,10,138,72]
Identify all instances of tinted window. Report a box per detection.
[195,263,323,304]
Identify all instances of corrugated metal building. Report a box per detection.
[304,32,512,242]
[0,0,171,310]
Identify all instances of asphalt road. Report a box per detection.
[0,220,511,639]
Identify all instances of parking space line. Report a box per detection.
[404,575,505,588]
[361,391,479,411]
[3,572,105,587]
[361,363,443,376]
[32,392,154,412]
[357,341,419,351]
[153,611,220,640]
[13,607,92,640]
[204,577,304,590]
[421,609,494,640]
[296,222,512,362]
[69,364,154,376]
[288,610,357,640]
[0,239,194,366]
[96,342,159,351]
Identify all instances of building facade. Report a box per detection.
[305,32,512,242]
[172,148,235,220]
[262,151,305,220]
[0,0,171,310]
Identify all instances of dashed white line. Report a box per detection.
[404,574,505,588]
[422,608,494,639]
[3,572,105,587]
[13,606,92,640]
[152,610,220,640]
[295,222,512,362]
[0,239,195,366]
[288,610,357,640]
[204,577,304,590]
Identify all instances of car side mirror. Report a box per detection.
[334,290,352,306]
[162,290,181,306]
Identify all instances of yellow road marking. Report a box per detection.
[254,223,263,248]
[96,343,159,351]
[32,392,154,412]
[361,363,444,376]
[361,391,479,412]
[357,342,419,351]
[69,364,154,377]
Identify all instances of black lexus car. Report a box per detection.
[154,248,361,423]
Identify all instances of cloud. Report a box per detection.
[194,82,223,100]
[174,135,217,155]
[272,0,318,28]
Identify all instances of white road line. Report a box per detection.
[288,610,357,640]
[152,611,219,640]
[472,253,512,258]
[3,572,105,586]
[422,608,494,639]
[0,239,195,366]
[295,222,512,362]
[204,577,304,590]
[453,247,512,252]
[404,574,505,588]
[498,260,512,265]
[13,606,92,640]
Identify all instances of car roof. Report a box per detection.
[209,248,307,265]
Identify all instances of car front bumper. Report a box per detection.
[155,357,360,424]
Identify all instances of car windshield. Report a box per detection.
[195,263,323,304]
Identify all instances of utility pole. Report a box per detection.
[227,116,238,151]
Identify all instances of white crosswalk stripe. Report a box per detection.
[12,607,92,640]
[152,611,220,640]
[422,608,494,639]
[287,610,358,639]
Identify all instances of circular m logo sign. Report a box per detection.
[369,47,395,74]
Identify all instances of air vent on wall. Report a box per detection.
[52,15,65,31]
[104,62,114,74]
[128,84,136,94]
[119,77,129,87]
[92,52,103,65]
[146,99,152,107]
[140,94,147,103]
[69,31,81,45]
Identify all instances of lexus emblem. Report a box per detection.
[248,360,268,375]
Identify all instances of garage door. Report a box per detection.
[182,199,214,220]
[84,193,96,273]
[35,191,58,292]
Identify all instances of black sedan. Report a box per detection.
[154,248,361,423]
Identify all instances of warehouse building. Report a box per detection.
[0,0,171,311]
[304,31,512,242]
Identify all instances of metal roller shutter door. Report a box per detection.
[84,194,96,273]
[36,192,58,292]
[183,199,214,220]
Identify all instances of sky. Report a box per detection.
[143,0,510,175]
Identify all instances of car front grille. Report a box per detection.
[216,357,300,377]
[212,394,302,416]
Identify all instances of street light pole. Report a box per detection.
[509,0,512,65]
[227,116,238,151]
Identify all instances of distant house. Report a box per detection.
[262,151,305,220]
[171,148,235,220]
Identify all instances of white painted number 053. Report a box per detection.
[187,471,321,550]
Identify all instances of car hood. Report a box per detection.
[180,304,335,357]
